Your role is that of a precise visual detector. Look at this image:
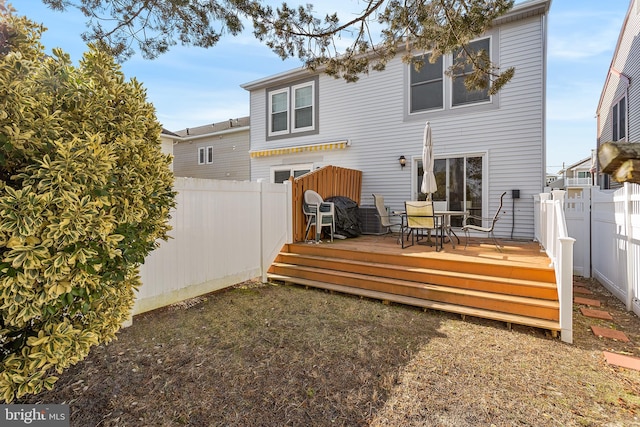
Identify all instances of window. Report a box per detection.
[452,38,491,107]
[417,155,484,227]
[268,79,317,138]
[271,164,313,183]
[198,146,213,165]
[270,88,289,135]
[612,96,626,141]
[293,83,313,131]
[410,53,444,113]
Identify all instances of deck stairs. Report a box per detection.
[267,243,560,334]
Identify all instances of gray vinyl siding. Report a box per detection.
[599,0,640,144]
[173,129,250,180]
[247,6,547,239]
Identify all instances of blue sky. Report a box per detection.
[13,1,631,174]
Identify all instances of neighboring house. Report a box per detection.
[596,0,640,189]
[160,128,178,171]
[172,117,250,180]
[241,0,550,240]
[549,154,595,189]
[545,173,558,187]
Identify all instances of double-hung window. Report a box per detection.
[612,96,626,141]
[293,83,313,131]
[270,88,289,135]
[410,53,444,113]
[268,79,317,138]
[452,38,491,107]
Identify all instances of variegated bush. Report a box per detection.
[0,5,175,402]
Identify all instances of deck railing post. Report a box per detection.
[558,236,575,344]
[539,193,551,251]
[533,194,541,242]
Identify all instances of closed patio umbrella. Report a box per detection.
[420,121,437,200]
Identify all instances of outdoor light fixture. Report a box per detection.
[398,155,406,168]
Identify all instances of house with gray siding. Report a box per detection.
[241,0,550,240]
[549,154,595,189]
[596,0,640,189]
[172,117,250,181]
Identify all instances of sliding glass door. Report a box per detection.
[418,155,483,226]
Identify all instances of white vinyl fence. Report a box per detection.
[591,183,640,316]
[547,183,640,317]
[564,189,591,278]
[134,177,291,316]
[535,191,575,343]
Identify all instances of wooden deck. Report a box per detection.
[267,234,560,335]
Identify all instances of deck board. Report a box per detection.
[271,235,560,332]
[298,234,552,270]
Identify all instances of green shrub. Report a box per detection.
[0,5,175,401]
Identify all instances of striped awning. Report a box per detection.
[249,140,349,158]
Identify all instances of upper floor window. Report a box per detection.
[410,53,444,113]
[268,79,317,138]
[612,96,626,141]
[198,146,213,165]
[270,89,289,134]
[452,38,491,107]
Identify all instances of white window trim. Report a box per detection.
[612,95,627,142]
[291,81,315,134]
[410,151,488,216]
[267,80,317,138]
[198,146,214,165]
[270,163,314,183]
[449,36,493,110]
[408,52,445,114]
[268,87,290,137]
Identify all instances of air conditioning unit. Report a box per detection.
[358,206,387,235]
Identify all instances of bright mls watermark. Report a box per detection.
[1,405,69,426]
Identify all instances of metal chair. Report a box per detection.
[372,194,403,236]
[303,190,335,242]
[461,191,507,251]
[401,200,443,251]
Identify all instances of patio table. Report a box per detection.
[435,210,467,248]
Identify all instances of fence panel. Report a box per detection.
[624,184,640,315]
[590,183,640,313]
[135,177,289,316]
[291,166,362,242]
[591,187,624,301]
[564,188,591,277]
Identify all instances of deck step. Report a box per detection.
[268,241,560,332]
[282,243,556,283]
[269,263,559,321]
[274,252,557,300]
[268,274,560,332]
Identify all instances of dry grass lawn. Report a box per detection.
[21,277,640,426]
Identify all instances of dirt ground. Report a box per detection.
[21,277,640,426]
